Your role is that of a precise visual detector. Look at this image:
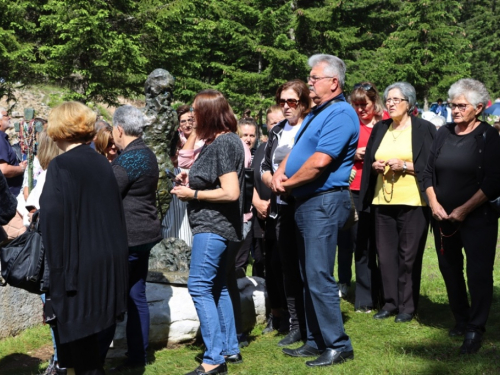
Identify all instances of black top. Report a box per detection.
[434,128,480,212]
[422,122,500,211]
[112,138,162,247]
[359,116,436,210]
[252,142,272,238]
[0,131,22,196]
[187,132,245,242]
[40,145,129,344]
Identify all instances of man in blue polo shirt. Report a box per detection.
[271,54,358,367]
[0,108,26,196]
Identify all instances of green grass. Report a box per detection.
[2,232,500,374]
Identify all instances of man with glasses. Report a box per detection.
[271,54,358,367]
[0,108,26,196]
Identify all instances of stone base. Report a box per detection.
[107,276,267,358]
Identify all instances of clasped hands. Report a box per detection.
[271,171,290,195]
[170,171,195,201]
[372,158,404,174]
[430,201,467,223]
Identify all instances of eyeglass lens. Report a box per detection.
[279,99,299,108]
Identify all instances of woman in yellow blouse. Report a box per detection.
[359,82,436,323]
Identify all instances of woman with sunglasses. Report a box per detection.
[423,79,500,354]
[261,79,311,347]
[359,82,435,323]
[94,124,118,163]
[337,82,385,311]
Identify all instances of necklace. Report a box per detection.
[390,123,410,142]
[382,171,395,202]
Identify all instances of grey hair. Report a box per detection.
[383,82,417,113]
[0,107,6,119]
[308,54,346,89]
[112,105,144,136]
[448,78,490,112]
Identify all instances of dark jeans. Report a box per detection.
[294,190,352,351]
[276,203,305,332]
[431,204,497,332]
[374,205,429,315]
[126,241,157,365]
[337,191,382,309]
[263,235,286,311]
[226,240,243,335]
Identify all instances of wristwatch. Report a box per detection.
[402,161,407,176]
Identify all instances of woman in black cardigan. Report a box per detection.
[359,82,436,324]
[422,79,500,354]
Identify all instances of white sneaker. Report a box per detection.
[338,283,348,299]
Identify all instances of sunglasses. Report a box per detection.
[353,83,373,91]
[279,99,300,109]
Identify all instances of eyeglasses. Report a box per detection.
[450,103,470,111]
[279,99,300,109]
[180,118,194,125]
[353,83,373,91]
[385,98,408,105]
[307,76,334,84]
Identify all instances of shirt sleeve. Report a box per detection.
[316,110,357,159]
[112,164,130,197]
[0,136,11,163]
[217,137,241,176]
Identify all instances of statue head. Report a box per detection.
[144,69,175,105]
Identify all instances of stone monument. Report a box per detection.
[142,68,178,219]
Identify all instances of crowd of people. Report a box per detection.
[0,53,499,375]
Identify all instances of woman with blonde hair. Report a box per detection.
[40,101,129,374]
[94,124,118,162]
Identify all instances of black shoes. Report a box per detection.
[277,329,302,347]
[225,353,243,364]
[449,323,467,337]
[262,314,279,335]
[185,363,228,375]
[282,343,323,357]
[459,330,483,354]
[373,310,393,320]
[395,313,413,323]
[305,349,354,367]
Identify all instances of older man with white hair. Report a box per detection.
[271,54,358,367]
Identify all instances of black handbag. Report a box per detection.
[0,211,45,294]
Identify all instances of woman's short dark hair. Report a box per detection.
[349,81,384,116]
[193,90,237,144]
[176,104,191,122]
[275,79,311,116]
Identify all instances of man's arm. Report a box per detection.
[281,152,332,191]
[0,160,26,178]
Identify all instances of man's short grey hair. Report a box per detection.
[383,82,417,113]
[308,54,346,89]
[113,105,144,136]
[448,78,490,112]
[0,107,6,119]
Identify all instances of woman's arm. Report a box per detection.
[171,171,240,203]
[448,189,488,222]
[425,186,449,221]
[252,187,270,219]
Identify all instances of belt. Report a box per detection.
[295,186,347,203]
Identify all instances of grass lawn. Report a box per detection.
[1,232,500,375]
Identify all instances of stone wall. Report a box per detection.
[0,286,43,339]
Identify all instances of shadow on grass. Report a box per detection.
[0,353,42,375]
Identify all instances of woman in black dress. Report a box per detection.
[41,101,129,374]
[423,78,500,354]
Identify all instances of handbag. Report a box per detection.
[0,211,45,294]
[243,168,254,213]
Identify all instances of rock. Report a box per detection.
[149,238,191,273]
[0,285,42,339]
[107,276,267,358]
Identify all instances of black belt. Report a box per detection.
[295,186,347,203]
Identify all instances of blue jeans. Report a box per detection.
[41,293,58,362]
[188,232,239,365]
[294,190,353,352]
[127,241,157,365]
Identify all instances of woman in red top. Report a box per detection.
[337,82,385,312]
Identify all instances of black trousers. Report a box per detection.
[431,204,497,332]
[276,203,305,332]
[374,205,429,315]
[338,191,383,309]
[262,234,286,310]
